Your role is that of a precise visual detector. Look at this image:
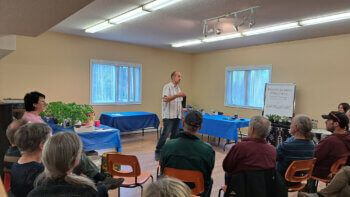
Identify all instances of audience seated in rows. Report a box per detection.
[276,115,315,185]
[161,111,215,197]
[28,132,107,197]
[143,177,192,197]
[298,166,350,197]
[21,91,123,186]
[10,122,51,197]
[223,116,276,184]
[313,111,350,179]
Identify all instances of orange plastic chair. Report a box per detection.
[284,158,317,191]
[163,167,205,195]
[311,157,348,183]
[107,153,153,196]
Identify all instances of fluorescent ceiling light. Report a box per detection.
[203,33,242,43]
[110,7,149,24]
[144,0,183,11]
[300,12,350,26]
[85,21,114,33]
[172,40,202,47]
[242,22,299,36]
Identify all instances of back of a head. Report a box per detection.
[14,122,51,154]
[38,132,96,190]
[143,177,191,197]
[294,114,314,140]
[6,119,28,145]
[42,132,82,178]
[24,91,45,111]
[249,116,271,138]
[184,111,203,133]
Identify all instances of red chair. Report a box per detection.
[284,158,317,191]
[107,153,153,196]
[163,167,205,196]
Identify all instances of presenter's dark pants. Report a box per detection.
[155,118,180,153]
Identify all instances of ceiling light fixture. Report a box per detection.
[143,0,183,11]
[172,40,202,47]
[85,21,114,33]
[109,7,149,24]
[242,22,300,36]
[300,11,350,26]
[203,6,260,37]
[203,33,242,43]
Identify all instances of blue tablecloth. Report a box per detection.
[47,122,122,152]
[100,112,160,132]
[181,113,250,141]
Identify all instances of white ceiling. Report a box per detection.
[50,0,350,53]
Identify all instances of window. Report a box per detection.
[225,65,271,109]
[90,59,142,105]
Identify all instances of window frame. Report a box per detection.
[90,59,142,105]
[224,65,272,110]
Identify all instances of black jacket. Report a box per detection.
[224,169,288,197]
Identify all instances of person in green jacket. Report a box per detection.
[161,110,215,197]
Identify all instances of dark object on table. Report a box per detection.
[218,112,224,115]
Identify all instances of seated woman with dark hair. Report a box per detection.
[276,114,315,185]
[338,102,350,114]
[10,122,51,197]
[29,132,109,197]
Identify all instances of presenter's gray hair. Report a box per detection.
[249,116,271,138]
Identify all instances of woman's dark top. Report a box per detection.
[28,178,106,197]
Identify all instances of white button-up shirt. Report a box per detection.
[162,82,183,119]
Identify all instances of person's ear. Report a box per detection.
[39,142,44,151]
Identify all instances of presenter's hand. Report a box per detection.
[177,92,186,97]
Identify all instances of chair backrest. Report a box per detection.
[107,153,141,177]
[163,167,205,195]
[285,158,317,182]
[330,157,348,175]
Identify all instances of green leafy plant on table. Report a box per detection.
[40,102,94,125]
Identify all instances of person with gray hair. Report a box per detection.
[223,116,276,184]
[276,114,315,185]
[10,122,51,197]
[29,132,111,197]
[143,177,192,197]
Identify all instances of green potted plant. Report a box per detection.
[41,102,94,127]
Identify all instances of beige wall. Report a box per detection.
[0,32,193,118]
[1,31,350,128]
[192,34,350,128]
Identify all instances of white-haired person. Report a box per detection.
[143,177,192,197]
[276,115,315,185]
[28,132,114,196]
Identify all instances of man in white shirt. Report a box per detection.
[155,71,186,161]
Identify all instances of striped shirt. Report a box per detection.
[162,82,182,119]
